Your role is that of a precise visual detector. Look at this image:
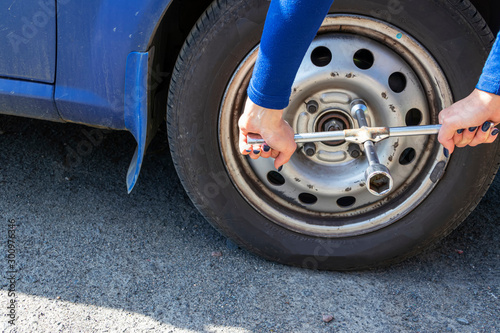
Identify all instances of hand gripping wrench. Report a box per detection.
[247,99,442,196]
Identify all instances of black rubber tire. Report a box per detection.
[167,0,500,270]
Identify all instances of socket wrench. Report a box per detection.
[247,100,441,196]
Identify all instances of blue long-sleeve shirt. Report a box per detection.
[249,1,500,109]
[477,33,500,95]
[247,0,334,110]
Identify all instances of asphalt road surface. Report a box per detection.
[0,115,498,333]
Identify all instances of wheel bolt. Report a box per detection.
[306,100,319,114]
[303,142,317,156]
[348,143,361,159]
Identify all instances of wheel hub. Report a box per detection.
[316,110,352,146]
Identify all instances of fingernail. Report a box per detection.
[457,129,464,134]
[443,148,449,158]
[481,122,492,132]
[469,127,477,132]
[245,149,252,153]
[263,144,270,152]
[253,150,260,155]
[492,128,499,136]
[278,166,283,172]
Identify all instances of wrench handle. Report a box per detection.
[246,124,442,145]
[389,125,441,136]
[246,131,346,145]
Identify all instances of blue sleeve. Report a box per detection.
[247,0,334,110]
[476,34,500,95]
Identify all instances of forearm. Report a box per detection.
[476,33,500,95]
[248,0,334,110]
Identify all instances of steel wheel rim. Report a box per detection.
[219,15,452,237]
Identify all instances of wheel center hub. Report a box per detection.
[316,111,351,146]
[324,119,344,131]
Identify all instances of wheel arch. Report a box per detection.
[141,0,218,170]
[147,0,215,128]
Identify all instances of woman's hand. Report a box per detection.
[238,98,297,169]
[438,89,500,155]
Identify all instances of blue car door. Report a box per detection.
[1,0,56,83]
[0,0,59,121]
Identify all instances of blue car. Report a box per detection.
[2,0,499,270]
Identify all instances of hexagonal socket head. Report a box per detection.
[365,164,393,196]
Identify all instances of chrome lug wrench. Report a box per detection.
[247,99,442,196]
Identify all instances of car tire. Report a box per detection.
[166,0,500,270]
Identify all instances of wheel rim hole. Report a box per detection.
[267,171,285,186]
[405,108,422,126]
[399,148,416,165]
[337,196,356,208]
[299,193,318,204]
[389,72,407,93]
[311,46,332,67]
[353,49,374,70]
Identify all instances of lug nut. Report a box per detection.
[303,142,317,156]
[306,100,319,114]
[348,143,361,159]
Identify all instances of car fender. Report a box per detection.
[55,0,172,129]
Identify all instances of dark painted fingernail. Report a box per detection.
[263,144,270,152]
[482,122,492,132]
[492,129,499,136]
[278,166,283,172]
[469,127,477,132]
[457,129,464,134]
[443,148,449,158]
[245,149,252,153]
